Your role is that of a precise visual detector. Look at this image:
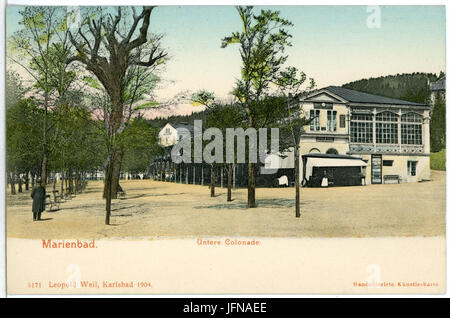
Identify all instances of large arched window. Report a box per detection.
[401,112,422,145]
[326,148,339,155]
[350,113,373,143]
[376,111,398,144]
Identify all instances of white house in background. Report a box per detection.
[158,122,199,147]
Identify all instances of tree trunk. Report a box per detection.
[103,148,123,199]
[104,86,125,199]
[110,149,123,199]
[247,162,256,208]
[53,173,57,192]
[227,164,233,202]
[103,164,111,199]
[25,171,29,191]
[105,151,116,226]
[105,165,112,225]
[31,173,35,189]
[69,169,74,194]
[104,86,126,224]
[61,171,64,197]
[247,116,256,208]
[233,164,236,189]
[10,182,16,195]
[210,164,215,197]
[65,172,69,194]
[18,173,23,193]
[295,146,301,218]
[10,172,16,195]
[77,170,81,192]
[41,153,48,188]
[74,171,79,194]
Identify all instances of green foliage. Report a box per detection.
[271,66,315,150]
[50,103,106,172]
[118,117,163,173]
[430,92,446,152]
[9,6,76,184]
[430,149,446,171]
[83,76,101,90]
[343,72,438,104]
[22,10,46,30]
[276,66,306,88]
[30,43,75,95]
[148,111,208,128]
[7,95,107,178]
[191,90,216,107]
[8,5,167,194]
[202,103,243,166]
[205,103,242,130]
[122,67,160,109]
[6,98,43,173]
[6,71,26,110]
[222,6,294,108]
[11,7,70,94]
[134,101,159,110]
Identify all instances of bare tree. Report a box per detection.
[66,6,167,224]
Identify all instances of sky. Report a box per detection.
[5,5,446,117]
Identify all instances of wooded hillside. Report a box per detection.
[343,72,442,104]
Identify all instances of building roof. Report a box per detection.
[431,76,445,91]
[324,86,428,107]
[302,153,364,160]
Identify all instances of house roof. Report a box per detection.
[323,86,428,107]
[173,123,196,133]
[431,76,445,91]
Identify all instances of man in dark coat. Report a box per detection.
[31,179,46,221]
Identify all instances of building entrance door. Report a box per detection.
[371,154,382,184]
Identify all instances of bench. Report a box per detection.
[383,174,401,184]
[64,192,72,200]
[45,194,60,211]
[64,189,75,200]
[52,190,63,203]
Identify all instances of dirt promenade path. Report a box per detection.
[6,171,446,239]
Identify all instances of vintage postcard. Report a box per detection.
[3,3,447,295]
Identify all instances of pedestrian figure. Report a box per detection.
[31,179,46,221]
[321,170,329,188]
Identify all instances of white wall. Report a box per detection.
[158,123,178,147]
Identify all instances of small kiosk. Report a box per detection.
[302,153,367,187]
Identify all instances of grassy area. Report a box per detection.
[431,149,446,171]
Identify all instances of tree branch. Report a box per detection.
[125,6,154,50]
